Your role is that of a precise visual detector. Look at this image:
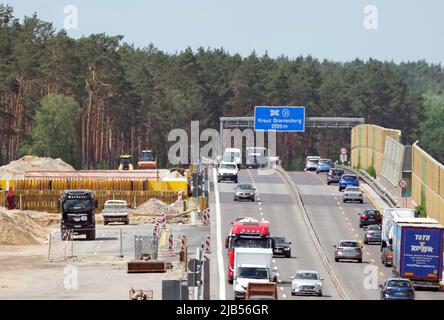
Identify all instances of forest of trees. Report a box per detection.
[1,5,443,169]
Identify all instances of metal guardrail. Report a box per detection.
[336,165,399,208]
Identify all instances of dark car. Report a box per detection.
[234,184,256,202]
[339,174,359,191]
[363,225,382,244]
[334,240,363,263]
[316,159,334,174]
[358,209,382,227]
[380,278,415,300]
[327,169,344,185]
[272,237,292,257]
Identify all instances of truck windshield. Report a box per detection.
[220,164,237,170]
[238,267,268,279]
[63,199,92,211]
[232,237,269,248]
[121,157,131,165]
[141,152,155,161]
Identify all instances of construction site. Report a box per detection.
[0,155,211,300]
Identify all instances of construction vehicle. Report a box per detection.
[119,154,134,171]
[59,190,98,240]
[138,149,157,169]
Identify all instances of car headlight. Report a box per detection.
[316,282,323,287]
[284,247,290,251]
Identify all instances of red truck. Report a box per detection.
[225,217,273,284]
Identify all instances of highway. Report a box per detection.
[210,167,444,300]
[211,168,341,300]
[290,170,444,300]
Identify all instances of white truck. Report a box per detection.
[233,248,276,300]
[223,148,241,166]
[381,208,418,265]
[102,200,129,225]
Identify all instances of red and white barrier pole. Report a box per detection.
[168,233,174,256]
[160,213,166,229]
[204,235,211,254]
[202,208,210,225]
[180,234,187,253]
[178,189,183,201]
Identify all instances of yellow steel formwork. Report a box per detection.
[5,177,188,213]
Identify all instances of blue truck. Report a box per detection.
[392,217,443,289]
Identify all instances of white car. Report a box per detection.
[291,270,324,296]
[102,200,129,225]
[343,186,363,203]
[217,161,238,183]
[305,156,320,171]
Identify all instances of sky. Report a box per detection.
[4,0,444,64]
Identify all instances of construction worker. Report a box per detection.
[6,187,14,210]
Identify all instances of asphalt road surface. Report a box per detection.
[211,168,341,300]
[290,170,444,300]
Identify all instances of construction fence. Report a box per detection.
[412,143,444,224]
[351,124,401,176]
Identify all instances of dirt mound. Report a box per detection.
[161,170,186,181]
[131,199,179,216]
[0,156,74,180]
[0,208,48,245]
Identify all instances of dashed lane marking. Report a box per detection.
[355,233,359,238]
[366,252,370,256]
[348,222,352,226]
[351,227,355,232]
[282,294,287,299]
[379,272,385,277]
[273,259,276,263]
[280,287,284,291]
[371,259,376,263]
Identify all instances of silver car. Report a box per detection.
[334,240,363,263]
[305,156,320,171]
[234,184,256,202]
[343,186,363,203]
[291,270,324,296]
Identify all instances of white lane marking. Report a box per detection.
[276,272,280,277]
[274,266,278,271]
[367,252,371,256]
[260,212,263,216]
[102,233,106,237]
[282,294,287,299]
[213,168,226,300]
[280,287,284,291]
[259,207,263,211]
[257,197,261,201]
[272,259,276,263]
[258,202,262,206]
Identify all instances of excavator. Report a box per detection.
[118,154,134,171]
[138,149,157,169]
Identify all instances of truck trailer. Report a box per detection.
[392,217,443,289]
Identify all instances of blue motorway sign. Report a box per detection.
[254,106,305,132]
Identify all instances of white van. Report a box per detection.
[223,148,241,166]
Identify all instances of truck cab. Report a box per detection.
[233,248,276,300]
[138,149,157,169]
[59,190,98,240]
[225,217,274,284]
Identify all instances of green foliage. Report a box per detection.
[366,166,376,178]
[31,94,81,166]
[0,5,443,168]
[415,201,427,218]
[418,95,444,163]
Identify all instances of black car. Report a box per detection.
[327,168,345,185]
[272,237,291,257]
[358,209,382,227]
[363,225,382,244]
